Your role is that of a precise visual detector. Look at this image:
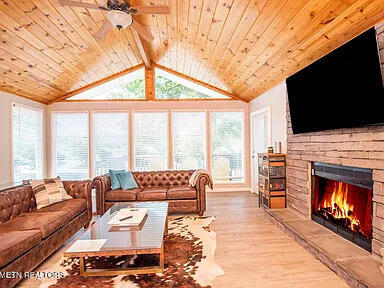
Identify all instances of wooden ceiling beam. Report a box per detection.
[48,64,145,104]
[131,28,151,68]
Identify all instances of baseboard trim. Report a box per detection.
[207,187,252,193]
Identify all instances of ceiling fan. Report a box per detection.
[58,0,170,41]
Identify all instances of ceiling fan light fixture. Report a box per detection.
[106,10,132,29]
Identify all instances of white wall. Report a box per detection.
[0,91,46,185]
[249,81,288,153]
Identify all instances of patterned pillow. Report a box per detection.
[29,177,72,209]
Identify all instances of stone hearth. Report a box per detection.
[267,209,384,288]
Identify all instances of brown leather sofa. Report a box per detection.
[93,170,209,216]
[0,180,92,288]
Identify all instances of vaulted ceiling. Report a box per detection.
[0,0,384,104]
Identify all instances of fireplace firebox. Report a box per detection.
[311,162,373,251]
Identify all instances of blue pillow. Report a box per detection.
[109,169,125,190]
[115,171,138,190]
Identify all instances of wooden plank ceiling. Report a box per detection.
[0,0,384,104]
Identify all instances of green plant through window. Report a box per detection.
[68,68,145,100]
[155,69,230,99]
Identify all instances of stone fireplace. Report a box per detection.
[311,162,373,251]
[286,24,384,261]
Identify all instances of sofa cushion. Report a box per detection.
[29,177,72,209]
[0,211,70,238]
[167,186,197,200]
[105,188,141,201]
[38,198,87,220]
[0,230,42,267]
[137,188,167,201]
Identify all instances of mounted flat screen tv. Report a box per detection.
[286,27,384,134]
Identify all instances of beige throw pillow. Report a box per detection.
[29,177,72,209]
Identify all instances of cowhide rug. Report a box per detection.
[37,216,223,288]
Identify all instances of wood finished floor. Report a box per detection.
[19,192,348,287]
[208,192,348,288]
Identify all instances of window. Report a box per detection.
[52,112,88,180]
[155,68,230,99]
[134,112,168,171]
[93,112,129,176]
[67,68,145,100]
[211,111,244,182]
[172,112,206,170]
[12,103,43,183]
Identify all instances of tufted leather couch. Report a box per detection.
[93,170,209,216]
[0,180,92,288]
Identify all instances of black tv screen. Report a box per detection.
[286,27,384,134]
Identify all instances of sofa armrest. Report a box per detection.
[62,180,92,223]
[195,174,211,215]
[91,174,111,215]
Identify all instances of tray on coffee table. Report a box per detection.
[64,202,169,276]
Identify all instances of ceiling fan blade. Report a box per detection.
[58,0,104,10]
[130,6,170,14]
[131,20,154,42]
[94,20,113,39]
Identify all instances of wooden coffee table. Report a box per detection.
[64,202,169,276]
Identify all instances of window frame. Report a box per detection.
[210,109,246,184]
[66,66,146,101]
[91,110,130,178]
[154,67,231,100]
[10,102,44,183]
[51,111,90,179]
[132,110,169,171]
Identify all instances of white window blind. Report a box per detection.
[172,112,206,170]
[93,112,129,176]
[211,112,244,182]
[12,103,43,183]
[134,112,168,171]
[52,112,89,180]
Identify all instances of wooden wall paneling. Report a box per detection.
[206,0,267,86]
[2,0,91,87]
[201,0,249,85]
[123,31,142,66]
[244,0,384,99]
[71,5,125,73]
[0,64,59,97]
[217,0,289,87]
[233,0,351,96]
[228,0,317,92]
[247,0,353,91]
[154,0,170,68]
[195,0,233,86]
[30,0,107,82]
[165,0,179,71]
[49,0,119,79]
[189,0,217,80]
[0,67,56,101]
[51,0,119,75]
[92,1,138,70]
[176,0,189,75]
[182,0,203,77]
[0,0,383,103]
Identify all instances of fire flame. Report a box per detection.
[319,181,361,233]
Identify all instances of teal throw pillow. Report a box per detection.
[109,169,125,190]
[115,171,139,190]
